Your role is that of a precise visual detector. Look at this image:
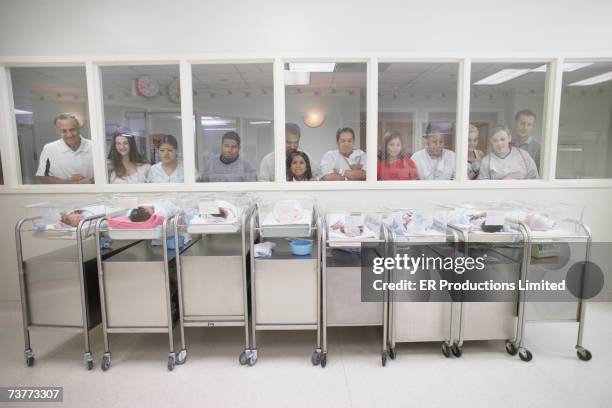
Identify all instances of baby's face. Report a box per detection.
[144,206,155,216]
[64,212,82,227]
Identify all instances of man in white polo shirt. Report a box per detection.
[36,113,94,184]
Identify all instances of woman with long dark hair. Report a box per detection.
[107,127,150,184]
[377,131,417,180]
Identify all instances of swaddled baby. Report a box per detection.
[516,211,556,231]
[272,199,305,224]
[389,210,434,236]
[60,209,96,227]
[330,214,364,237]
[449,209,487,230]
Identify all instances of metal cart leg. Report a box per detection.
[76,221,94,370]
[451,238,468,358]
[312,212,324,368]
[386,234,396,362]
[239,205,257,366]
[15,219,35,367]
[96,218,112,371]
[380,226,390,367]
[162,219,178,371]
[510,223,532,362]
[576,226,592,361]
[313,215,326,368]
[241,213,258,366]
[173,217,187,366]
[442,231,459,358]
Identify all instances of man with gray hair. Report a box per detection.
[36,113,94,184]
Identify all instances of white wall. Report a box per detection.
[1,0,612,55]
[1,0,612,301]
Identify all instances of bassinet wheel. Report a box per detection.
[389,348,396,360]
[247,355,257,366]
[519,349,532,362]
[239,350,248,365]
[167,354,176,371]
[382,352,387,367]
[441,342,451,358]
[24,349,35,367]
[101,354,111,371]
[176,349,187,365]
[320,353,327,368]
[451,343,463,358]
[505,341,518,356]
[577,348,592,361]
[311,350,321,366]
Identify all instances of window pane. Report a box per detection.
[469,62,547,180]
[285,62,367,182]
[557,61,612,179]
[378,63,458,181]
[101,65,183,184]
[193,64,273,183]
[11,67,92,184]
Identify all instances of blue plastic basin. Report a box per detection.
[290,239,313,256]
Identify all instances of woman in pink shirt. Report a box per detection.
[377,131,417,180]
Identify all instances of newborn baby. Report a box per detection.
[330,215,364,237]
[128,206,156,222]
[127,201,181,222]
[60,209,95,227]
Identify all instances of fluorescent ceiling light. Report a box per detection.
[284,71,310,85]
[289,63,336,72]
[15,109,33,115]
[474,69,531,85]
[531,62,593,73]
[569,71,612,86]
[249,120,272,125]
[201,116,234,126]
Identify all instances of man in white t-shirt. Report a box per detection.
[258,123,319,181]
[411,122,456,180]
[320,127,367,181]
[36,113,94,184]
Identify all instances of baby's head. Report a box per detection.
[61,210,85,227]
[129,206,155,222]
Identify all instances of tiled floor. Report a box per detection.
[1,301,611,408]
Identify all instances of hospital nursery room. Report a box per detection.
[0,1,611,407]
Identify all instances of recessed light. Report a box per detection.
[569,71,612,86]
[474,69,531,85]
[289,63,336,73]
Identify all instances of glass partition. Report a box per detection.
[556,61,612,179]
[192,63,274,183]
[101,64,183,183]
[378,62,459,181]
[469,62,548,180]
[285,62,367,181]
[11,66,92,184]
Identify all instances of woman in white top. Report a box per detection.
[467,124,484,180]
[411,122,456,180]
[320,127,367,181]
[108,128,151,184]
[146,134,184,183]
[478,126,539,180]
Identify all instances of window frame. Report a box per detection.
[0,53,611,194]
